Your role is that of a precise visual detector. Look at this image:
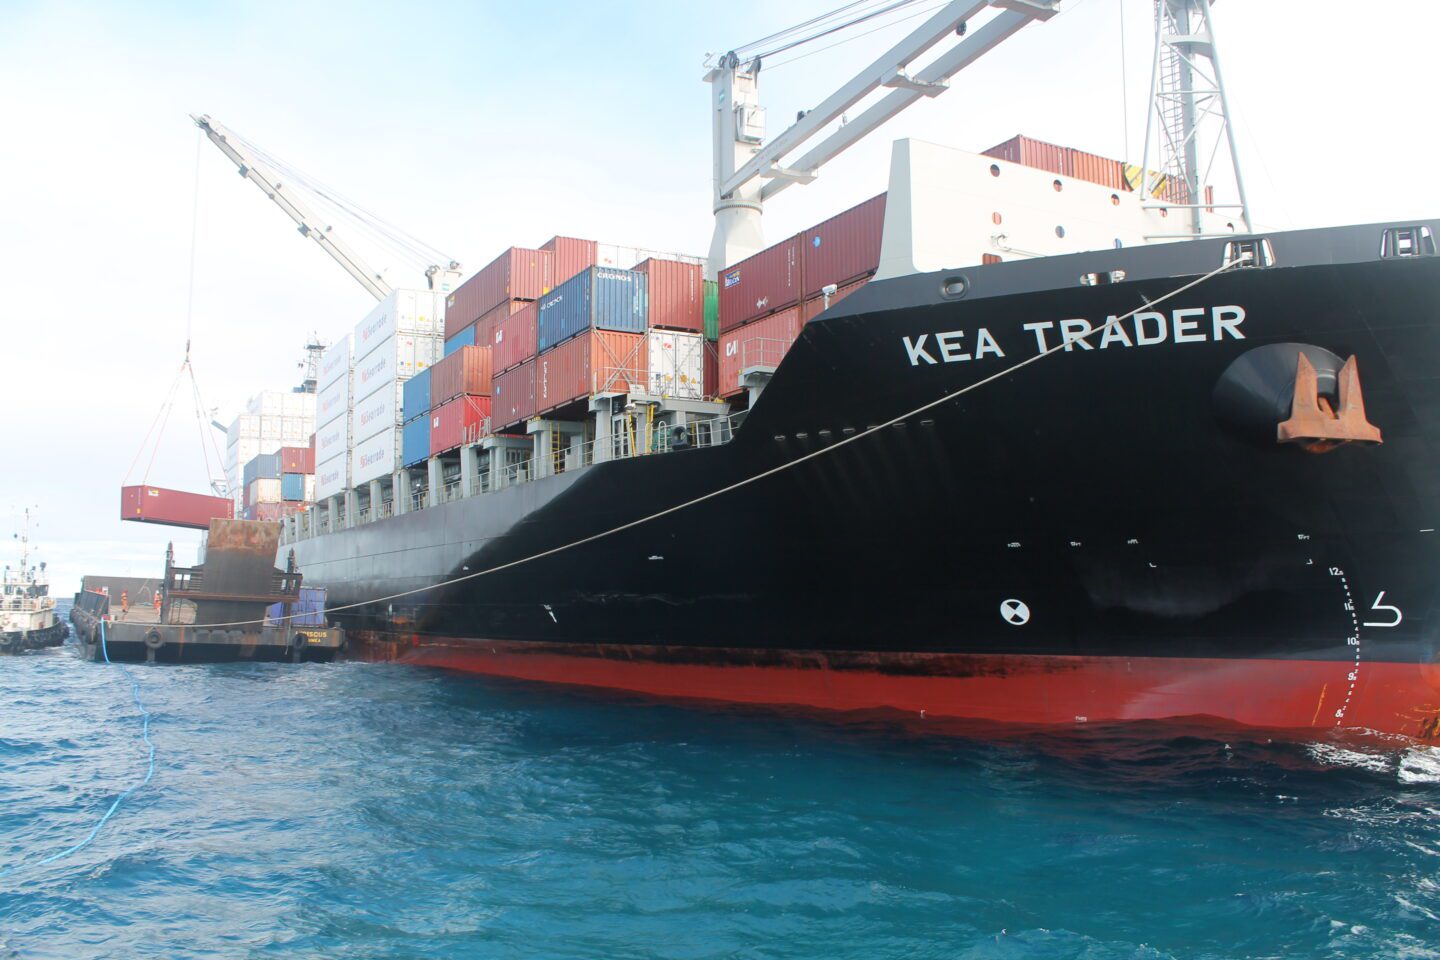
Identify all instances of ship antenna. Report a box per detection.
[1137,0,1252,237]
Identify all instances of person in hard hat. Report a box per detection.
[120,590,129,619]
[152,590,162,618]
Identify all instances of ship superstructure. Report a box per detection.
[1,510,66,653]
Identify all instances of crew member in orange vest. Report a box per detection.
[153,590,162,616]
[120,590,129,618]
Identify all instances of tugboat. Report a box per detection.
[1,510,67,653]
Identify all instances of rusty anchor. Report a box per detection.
[1277,353,1383,452]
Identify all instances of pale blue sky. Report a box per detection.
[4,1,1437,592]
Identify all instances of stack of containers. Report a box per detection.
[402,368,432,468]
[313,336,353,501]
[350,290,444,490]
[534,266,648,417]
[428,345,494,455]
[717,194,884,398]
[443,247,552,345]
[279,444,316,505]
[981,135,1127,191]
[223,390,316,511]
[636,258,705,399]
[242,452,281,520]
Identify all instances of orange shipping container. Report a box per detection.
[635,257,704,333]
[429,345,494,405]
[536,330,647,415]
[542,235,598,287]
[718,307,803,398]
[492,360,537,431]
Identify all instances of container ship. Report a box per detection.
[191,2,1440,740]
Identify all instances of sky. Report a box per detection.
[3,0,1438,594]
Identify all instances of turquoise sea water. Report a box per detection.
[3,632,1440,959]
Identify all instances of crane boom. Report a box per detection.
[192,114,392,302]
[705,0,1059,278]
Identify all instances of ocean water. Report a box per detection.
[3,635,1440,959]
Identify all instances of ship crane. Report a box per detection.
[191,114,461,300]
[706,0,1060,279]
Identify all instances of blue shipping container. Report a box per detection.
[281,473,306,501]
[266,585,327,627]
[402,417,431,467]
[403,368,432,424]
[537,267,648,352]
[444,324,476,357]
[242,452,282,488]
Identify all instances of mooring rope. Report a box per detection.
[0,622,157,879]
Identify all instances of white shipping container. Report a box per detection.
[354,289,447,360]
[314,454,349,502]
[315,415,350,464]
[352,334,442,402]
[281,391,316,418]
[645,329,706,399]
[318,336,352,391]
[281,416,311,442]
[350,427,400,487]
[249,478,283,504]
[304,475,316,502]
[596,243,704,271]
[316,371,351,428]
[352,382,403,444]
[227,413,261,445]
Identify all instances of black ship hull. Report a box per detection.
[0,620,68,654]
[288,222,1440,740]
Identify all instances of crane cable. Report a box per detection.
[188,258,1244,630]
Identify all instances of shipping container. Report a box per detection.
[350,427,400,487]
[248,501,305,522]
[802,276,870,321]
[314,416,349,465]
[537,330,647,414]
[718,234,802,333]
[537,267,648,352]
[703,339,719,399]
[353,334,441,402]
[491,300,538,372]
[353,382,403,443]
[242,452,282,488]
[445,247,552,335]
[444,323,475,357]
[1070,147,1126,190]
[542,235,598,286]
[354,289,446,361]
[644,329,705,399]
[491,360,537,430]
[801,194,885,298]
[120,485,234,530]
[430,345,494,405]
[403,368,432,424]
[315,372,350,428]
[703,279,719,341]
[635,257,704,333]
[718,306,803,397]
[402,416,431,467]
[474,298,527,346]
[247,477,283,506]
[281,473,307,501]
[317,336,351,391]
[983,134,1073,177]
[279,445,313,474]
[265,586,327,627]
[314,454,348,501]
[429,395,494,455]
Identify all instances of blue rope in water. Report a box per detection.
[0,621,157,878]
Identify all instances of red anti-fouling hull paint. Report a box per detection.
[356,640,1440,739]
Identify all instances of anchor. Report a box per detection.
[1277,353,1383,453]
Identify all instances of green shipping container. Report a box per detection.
[703,279,719,341]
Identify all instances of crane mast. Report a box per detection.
[705,0,1060,280]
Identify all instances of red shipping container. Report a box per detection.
[489,300,539,372]
[445,247,552,337]
[473,298,527,346]
[718,234,802,334]
[121,485,235,530]
[536,330,647,415]
[802,276,870,321]
[1070,148,1126,191]
[801,194,885,298]
[249,501,306,522]
[983,135,1073,178]
[542,235,598,287]
[279,445,314,474]
[718,307,803,398]
[492,360,537,430]
[429,395,493,455]
[430,345,494,405]
[635,257,704,333]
